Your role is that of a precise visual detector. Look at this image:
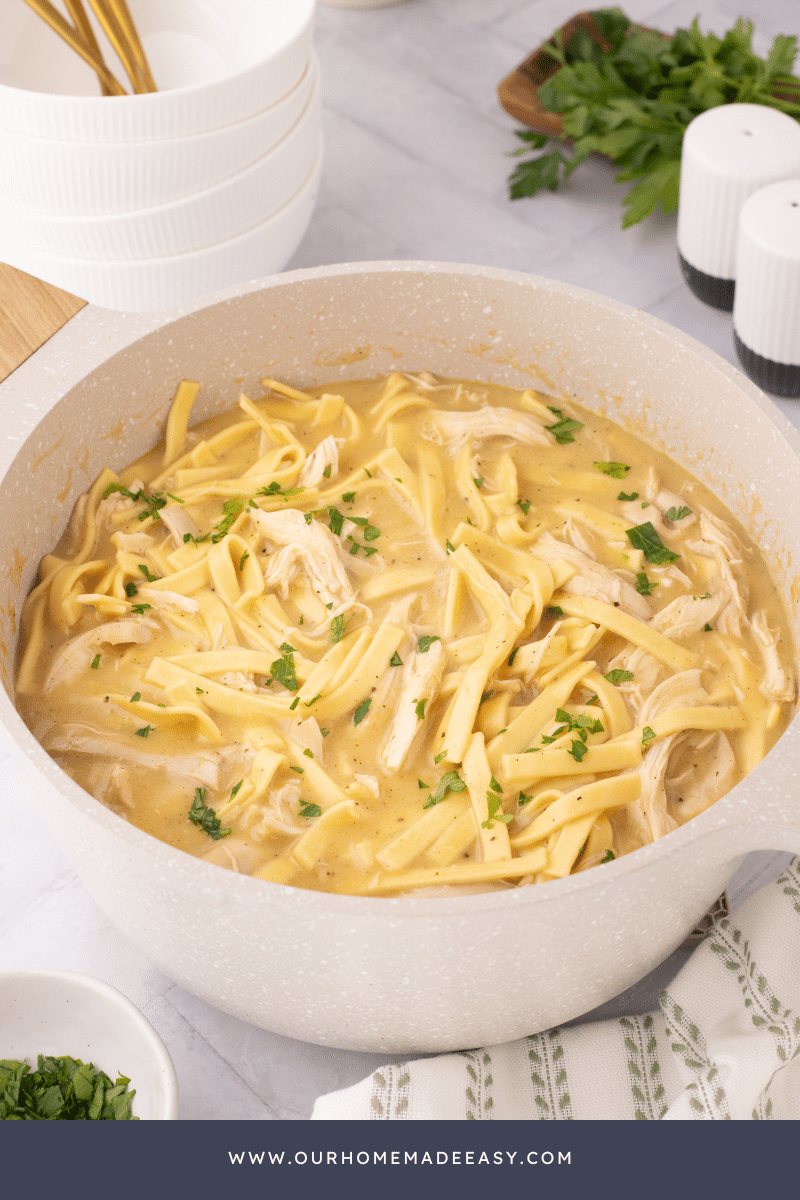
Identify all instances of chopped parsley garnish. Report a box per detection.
[508,647,519,667]
[604,669,633,684]
[304,694,321,707]
[320,728,330,737]
[347,535,378,557]
[695,592,711,600]
[103,482,168,524]
[704,622,712,631]
[209,497,244,543]
[568,739,589,762]
[124,581,138,598]
[601,849,616,863]
[482,795,513,829]
[434,751,447,764]
[138,565,159,582]
[329,613,353,644]
[289,697,300,711]
[418,635,440,653]
[230,780,243,799]
[414,699,427,719]
[290,764,304,774]
[418,779,429,789]
[545,407,583,443]
[342,491,356,503]
[618,491,639,501]
[518,792,530,805]
[626,521,680,564]
[594,461,629,478]
[350,516,381,541]
[134,725,154,737]
[268,642,298,692]
[445,539,455,553]
[303,748,313,758]
[322,463,332,479]
[353,698,372,725]
[423,771,466,808]
[131,604,152,615]
[328,507,345,536]
[635,571,657,596]
[474,477,484,488]
[130,692,141,702]
[189,787,230,839]
[479,690,494,705]
[517,497,532,515]
[665,505,692,521]
[299,799,322,820]
[390,651,403,666]
[642,726,656,746]
[488,775,502,793]
[90,654,100,669]
[0,1056,138,1121]
[545,605,563,618]
[239,551,249,571]
[256,481,304,502]
[363,467,372,478]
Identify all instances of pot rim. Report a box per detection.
[3,259,799,917]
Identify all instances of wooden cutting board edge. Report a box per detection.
[0,263,87,385]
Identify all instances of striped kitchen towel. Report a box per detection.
[311,857,800,1119]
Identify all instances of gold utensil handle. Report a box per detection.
[85,0,152,94]
[63,0,112,96]
[107,0,157,92]
[21,0,127,96]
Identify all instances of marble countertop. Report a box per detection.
[1,0,799,1120]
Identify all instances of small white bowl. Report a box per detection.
[0,0,314,142]
[1,67,321,260]
[0,969,178,1120]
[0,53,318,217]
[0,140,322,311]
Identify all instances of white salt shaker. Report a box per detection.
[677,103,800,310]
[733,180,800,397]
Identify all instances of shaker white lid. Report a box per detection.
[733,179,800,367]
[677,104,800,281]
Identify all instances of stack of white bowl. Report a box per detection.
[0,0,320,311]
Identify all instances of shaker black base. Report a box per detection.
[734,329,800,397]
[679,252,735,311]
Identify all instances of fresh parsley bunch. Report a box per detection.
[508,8,800,227]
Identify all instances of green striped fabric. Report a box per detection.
[312,858,800,1120]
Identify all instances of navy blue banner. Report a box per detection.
[1,1120,796,1200]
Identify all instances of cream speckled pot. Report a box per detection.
[2,262,799,1052]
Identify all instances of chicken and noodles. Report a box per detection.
[16,373,796,894]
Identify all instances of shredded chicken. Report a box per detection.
[650,588,728,639]
[421,407,552,454]
[751,610,795,702]
[45,619,158,689]
[533,531,651,620]
[251,507,356,614]
[298,435,341,486]
[382,641,445,772]
[687,510,750,637]
[159,504,201,547]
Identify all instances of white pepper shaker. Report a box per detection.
[733,179,800,397]
[677,103,800,311]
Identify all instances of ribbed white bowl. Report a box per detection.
[0,53,317,217]
[0,70,321,260]
[0,0,314,142]
[0,142,322,311]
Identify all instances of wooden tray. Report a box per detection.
[496,10,614,135]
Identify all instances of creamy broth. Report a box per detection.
[16,374,796,894]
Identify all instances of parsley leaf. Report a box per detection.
[626,521,680,564]
[418,635,441,653]
[601,849,616,863]
[482,794,513,829]
[424,771,466,808]
[353,698,372,725]
[508,647,519,667]
[299,799,322,820]
[594,461,629,478]
[545,407,583,443]
[90,654,100,669]
[329,613,353,644]
[604,668,633,684]
[618,491,639,501]
[390,651,403,666]
[269,643,298,692]
[635,571,657,596]
[665,505,692,521]
[517,497,532,515]
[568,739,589,762]
[545,605,563,618]
[342,491,356,503]
[134,725,155,738]
[642,725,656,746]
[256,481,304,502]
[138,564,158,582]
[189,787,231,840]
[474,477,484,488]
[414,698,427,719]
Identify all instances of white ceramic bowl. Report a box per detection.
[0,143,322,311]
[0,969,178,1119]
[0,66,321,260]
[0,0,314,142]
[1,262,799,1052]
[0,53,318,217]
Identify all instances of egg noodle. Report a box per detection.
[16,373,796,895]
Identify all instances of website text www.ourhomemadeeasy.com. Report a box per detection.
[228,1149,571,1167]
